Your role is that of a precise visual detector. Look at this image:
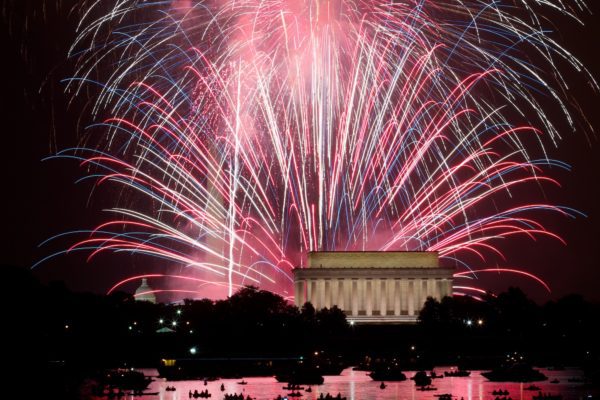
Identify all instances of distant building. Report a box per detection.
[293,251,453,323]
[135,278,157,303]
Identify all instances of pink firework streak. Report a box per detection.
[38,0,595,301]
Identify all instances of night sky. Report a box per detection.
[1,1,599,302]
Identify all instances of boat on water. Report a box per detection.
[282,385,304,391]
[430,370,444,379]
[412,371,433,387]
[368,367,407,381]
[99,369,153,391]
[417,386,437,391]
[191,389,212,398]
[525,385,542,391]
[533,393,562,400]
[444,369,471,377]
[481,364,548,382]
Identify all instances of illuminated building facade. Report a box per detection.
[293,251,453,323]
[135,278,157,303]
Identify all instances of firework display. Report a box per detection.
[38,0,596,300]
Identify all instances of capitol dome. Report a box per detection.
[135,278,156,303]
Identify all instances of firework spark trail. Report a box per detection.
[38,0,595,299]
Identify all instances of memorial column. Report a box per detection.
[294,280,305,307]
[408,279,415,316]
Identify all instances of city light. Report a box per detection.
[189,347,197,355]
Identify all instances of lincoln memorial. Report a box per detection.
[293,251,453,323]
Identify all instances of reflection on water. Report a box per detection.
[99,368,596,400]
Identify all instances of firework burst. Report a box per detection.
[38,0,596,300]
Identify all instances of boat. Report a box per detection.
[282,385,304,391]
[444,370,471,377]
[100,369,153,391]
[191,390,212,398]
[417,386,437,391]
[430,370,444,379]
[237,381,248,385]
[533,394,562,400]
[316,394,346,400]
[305,387,312,393]
[481,364,548,382]
[435,394,453,400]
[379,382,387,389]
[492,390,510,395]
[412,371,433,387]
[287,391,303,397]
[550,379,559,384]
[368,368,407,381]
[524,385,541,391]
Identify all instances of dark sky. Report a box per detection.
[1,1,599,302]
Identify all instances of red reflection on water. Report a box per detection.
[90,367,595,400]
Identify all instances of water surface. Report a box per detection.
[95,367,596,400]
